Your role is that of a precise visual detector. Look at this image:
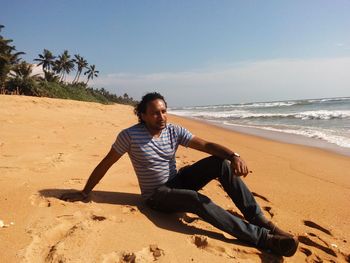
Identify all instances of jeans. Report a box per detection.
[146,156,269,247]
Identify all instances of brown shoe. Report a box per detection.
[265,234,299,257]
[251,215,293,237]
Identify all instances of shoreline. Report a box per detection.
[169,114,350,158]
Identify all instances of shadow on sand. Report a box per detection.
[39,188,283,263]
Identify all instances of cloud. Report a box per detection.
[91,57,350,106]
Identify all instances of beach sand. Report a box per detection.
[1,95,349,262]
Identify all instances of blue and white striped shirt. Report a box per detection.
[112,123,193,199]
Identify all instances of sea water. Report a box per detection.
[169,97,350,156]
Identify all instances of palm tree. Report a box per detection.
[53,50,74,82]
[42,71,60,82]
[7,61,39,94]
[0,25,25,88]
[72,54,88,84]
[34,49,56,73]
[84,64,99,84]
[10,61,39,79]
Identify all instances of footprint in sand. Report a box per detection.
[30,194,51,207]
[252,192,270,203]
[190,235,235,259]
[64,178,84,186]
[72,144,83,152]
[102,245,164,263]
[263,206,275,218]
[121,205,139,214]
[298,234,337,257]
[24,219,84,262]
[91,214,107,221]
[303,220,332,236]
[298,220,350,262]
[299,245,330,263]
[51,152,65,164]
[119,252,136,263]
[190,234,284,262]
[31,153,67,173]
[23,212,109,263]
[179,213,199,224]
[192,235,208,248]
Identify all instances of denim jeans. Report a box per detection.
[146,156,269,247]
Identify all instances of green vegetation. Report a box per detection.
[0,25,137,105]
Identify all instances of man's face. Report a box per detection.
[141,99,167,131]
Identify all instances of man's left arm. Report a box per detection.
[187,136,250,177]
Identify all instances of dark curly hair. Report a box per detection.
[134,92,167,124]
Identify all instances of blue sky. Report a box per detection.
[2,0,350,106]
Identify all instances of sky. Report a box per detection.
[2,0,350,106]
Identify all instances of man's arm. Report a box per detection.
[60,148,122,201]
[187,136,249,176]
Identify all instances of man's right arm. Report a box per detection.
[60,148,122,202]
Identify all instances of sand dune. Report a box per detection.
[1,95,349,262]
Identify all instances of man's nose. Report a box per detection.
[159,112,166,120]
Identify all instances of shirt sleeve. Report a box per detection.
[175,125,193,147]
[112,129,130,155]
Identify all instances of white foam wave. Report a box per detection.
[170,109,350,120]
[294,110,350,120]
[263,128,350,148]
[245,101,297,108]
[172,101,297,110]
[222,122,350,148]
[308,97,350,103]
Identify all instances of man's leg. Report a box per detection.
[146,156,298,255]
[146,156,271,246]
[146,185,269,247]
[174,156,293,237]
[176,156,262,221]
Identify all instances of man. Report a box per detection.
[61,92,299,257]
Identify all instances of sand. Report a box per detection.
[1,95,349,263]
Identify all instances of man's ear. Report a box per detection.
[140,112,146,122]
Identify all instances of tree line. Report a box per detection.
[34,49,98,85]
[0,25,136,105]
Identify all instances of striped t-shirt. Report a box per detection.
[112,123,193,199]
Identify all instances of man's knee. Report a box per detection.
[204,156,230,178]
[221,158,232,176]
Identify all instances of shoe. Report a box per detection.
[251,215,293,237]
[265,234,299,257]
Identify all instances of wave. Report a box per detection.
[171,101,298,110]
[170,97,350,111]
[170,110,350,120]
[294,110,350,120]
[222,122,350,148]
[307,97,350,103]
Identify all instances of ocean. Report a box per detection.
[169,97,350,156]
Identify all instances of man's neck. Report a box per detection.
[144,124,163,138]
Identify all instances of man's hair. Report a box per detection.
[134,92,167,123]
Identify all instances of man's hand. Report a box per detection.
[60,148,122,202]
[230,156,250,177]
[60,191,88,202]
